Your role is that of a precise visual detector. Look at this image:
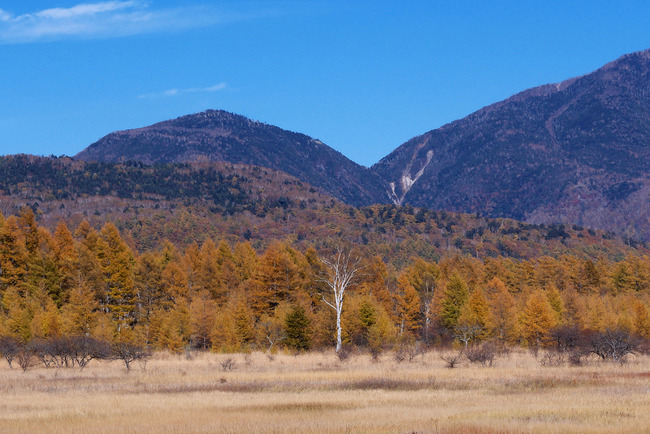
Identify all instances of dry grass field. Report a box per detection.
[1,349,649,433]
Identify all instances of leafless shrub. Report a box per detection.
[336,345,352,363]
[30,339,59,368]
[395,342,424,364]
[16,345,38,372]
[539,348,590,367]
[70,336,111,369]
[112,341,151,371]
[3,335,112,370]
[539,350,565,366]
[550,325,583,353]
[24,336,111,369]
[465,342,497,366]
[0,336,21,369]
[242,353,253,366]
[407,342,425,362]
[221,357,235,371]
[441,352,462,369]
[568,349,587,366]
[542,325,592,366]
[637,338,650,356]
[58,338,76,367]
[590,328,639,364]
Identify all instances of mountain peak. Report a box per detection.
[75,109,386,206]
[74,48,650,240]
[160,109,257,129]
[115,110,261,134]
[374,48,650,240]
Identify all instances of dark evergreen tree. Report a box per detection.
[284,305,311,351]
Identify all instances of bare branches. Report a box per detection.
[454,324,483,350]
[441,352,462,369]
[16,346,38,372]
[321,295,336,311]
[316,247,364,353]
[266,334,285,354]
[590,328,639,364]
[316,248,363,307]
[0,336,20,369]
[317,248,362,288]
[111,342,151,371]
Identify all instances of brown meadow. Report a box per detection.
[1,349,649,433]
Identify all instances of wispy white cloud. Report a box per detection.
[34,2,139,20]
[0,2,236,44]
[138,82,229,99]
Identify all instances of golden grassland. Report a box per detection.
[1,349,649,433]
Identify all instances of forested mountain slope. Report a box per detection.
[75,110,386,206]
[373,49,650,240]
[0,155,644,263]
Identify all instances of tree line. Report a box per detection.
[1,208,649,364]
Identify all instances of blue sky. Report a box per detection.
[1,1,649,167]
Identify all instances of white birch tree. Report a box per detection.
[317,248,363,353]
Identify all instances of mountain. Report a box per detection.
[75,50,650,240]
[75,110,386,207]
[372,49,650,240]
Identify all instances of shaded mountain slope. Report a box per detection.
[373,49,650,240]
[73,49,650,240]
[75,110,386,206]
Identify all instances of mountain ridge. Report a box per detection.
[373,48,650,240]
[76,109,388,207]
[73,48,650,240]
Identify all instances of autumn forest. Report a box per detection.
[1,204,649,369]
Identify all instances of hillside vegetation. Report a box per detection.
[0,155,644,262]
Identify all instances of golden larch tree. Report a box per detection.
[98,223,136,325]
[61,281,99,336]
[395,273,421,337]
[252,241,301,317]
[485,277,518,343]
[456,286,491,343]
[519,292,557,348]
[0,216,28,291]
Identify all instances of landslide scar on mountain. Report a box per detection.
[389,139,434,206]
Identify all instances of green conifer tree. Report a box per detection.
[284,305,312,351]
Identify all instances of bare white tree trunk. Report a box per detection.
[335,306,343,353]
[318,248,363,353]
[423,299,432,344]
